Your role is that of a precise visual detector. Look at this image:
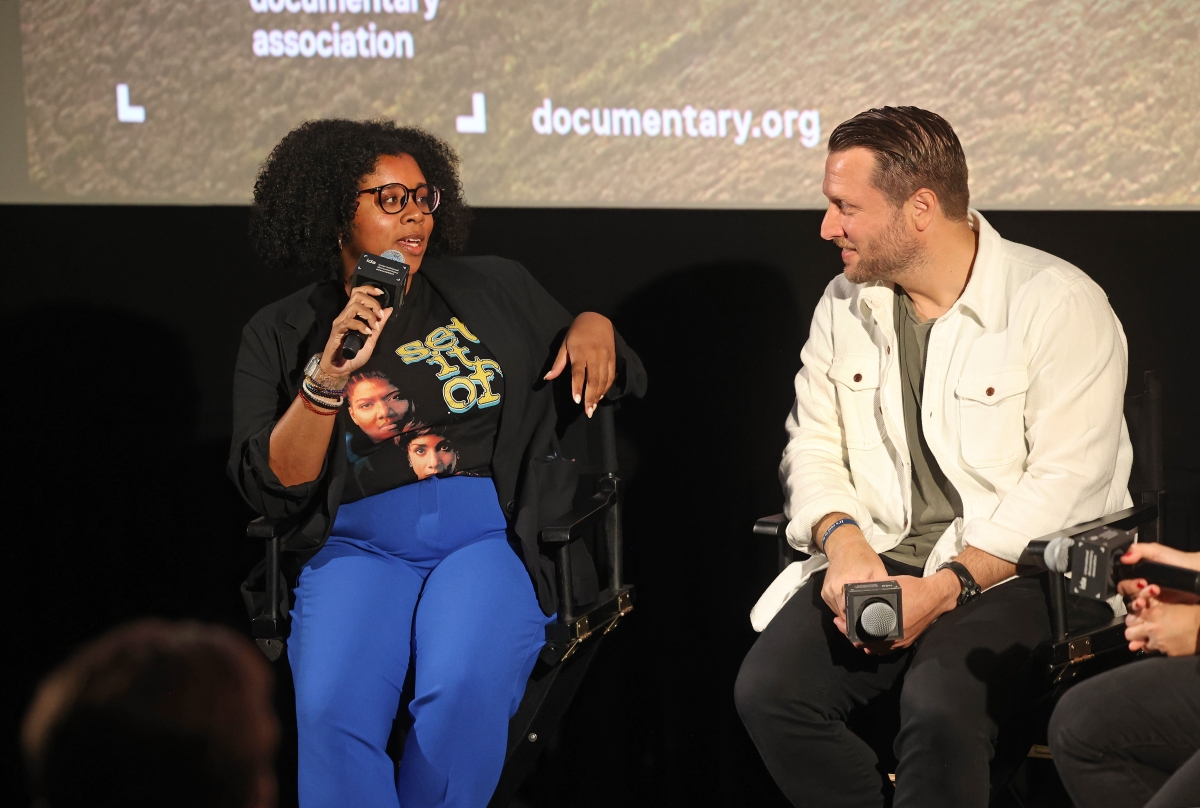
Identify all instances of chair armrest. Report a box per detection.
[753,513,789,539]
[246,516,281,540]
[246,517,285,651]
[1034,504,1159,643]
[1025,504,1158,550]
[540,491,616,544]
[753,513,810,573]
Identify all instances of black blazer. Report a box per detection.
[228,255,647,615]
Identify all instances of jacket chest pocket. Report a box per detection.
[955,368,1029,467]
[829,356,883,450]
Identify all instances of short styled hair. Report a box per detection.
[250,119,472,277]
[828,107,970,221]
[347,369,394,392]
[22,620,278,808]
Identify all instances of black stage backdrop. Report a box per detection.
[2,206,1198,807]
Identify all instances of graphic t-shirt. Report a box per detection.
[339,273,504,503]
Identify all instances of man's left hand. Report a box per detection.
[544,312,616,417]
[835,570,960,654]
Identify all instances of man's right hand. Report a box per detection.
[816,513,888,623]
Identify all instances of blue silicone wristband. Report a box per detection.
[820,518,859,554]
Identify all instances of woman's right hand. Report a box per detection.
[321,286,394,377]
[1125,594,1200,656]
[1117,543,1200,602]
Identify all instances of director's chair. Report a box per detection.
[243,402,634,805]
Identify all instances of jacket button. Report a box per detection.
[506,500,517,514]
[853,373,863,382]
[986,387,995,396]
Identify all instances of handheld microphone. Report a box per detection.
[844,581,904,643]
[860,601,899,638]
[342,250,410,360]
[1019,537,1075,574]
[1114,561,1200,596]
[1021,532,1200,598]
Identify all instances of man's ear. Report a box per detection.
[909,188,939,232]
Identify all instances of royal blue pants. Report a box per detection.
[288,476,550,808]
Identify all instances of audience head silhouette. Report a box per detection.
[22,619,278,808]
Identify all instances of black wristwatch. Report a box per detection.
[938,560,982,607]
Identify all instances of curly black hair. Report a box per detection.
[250,119,472,277]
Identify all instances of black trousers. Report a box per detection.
[735,560,1053,808]
[1049,655,1200,808]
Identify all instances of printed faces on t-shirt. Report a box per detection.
[339,277,504,503]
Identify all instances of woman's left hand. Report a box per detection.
[544,312,616,417]
[1125,588,1200,656]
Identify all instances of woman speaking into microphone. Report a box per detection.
[229,119,646,807]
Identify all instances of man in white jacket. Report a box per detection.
[734,107,1132,808]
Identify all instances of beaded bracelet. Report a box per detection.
[302,379,345,403]
[298,385,341,412]
[303,376,345,403]
[301,385,341,409]
[820,518,859,554]
[299,395,338,416]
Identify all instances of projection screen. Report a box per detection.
[4,0,1199,208]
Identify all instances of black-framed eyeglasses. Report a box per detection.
[356,182,441,215]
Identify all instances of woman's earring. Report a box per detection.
[337,236,343,249]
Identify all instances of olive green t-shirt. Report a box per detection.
[881,285,963,568]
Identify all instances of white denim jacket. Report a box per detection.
[751,210,1133,631]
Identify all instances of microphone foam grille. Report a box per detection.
[1046,538,1074,574]
[381,249,405,262]
[860,601,898,638]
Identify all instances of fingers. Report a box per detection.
[1121,541,1196,571]
[1125,620,1152,645]
[571,356,587,407]
[582,352,616,415]
[361,307,394,350]
[821,584,846,622]
[546,340,616,417]
[324,291,392,372]
[1120,543,1147,564]
[337,297,388,333]
[349,284,385,316]
[556,312,617,416]
[1118,579,1148,598]
[832,615,849,638]
[863,639,901,655]
[571,348,615,415]
[335,303,385,336]
[341,316,373,336]
[544,343,568,381]
[340,287,386,330]
[1128,588,1160,614]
